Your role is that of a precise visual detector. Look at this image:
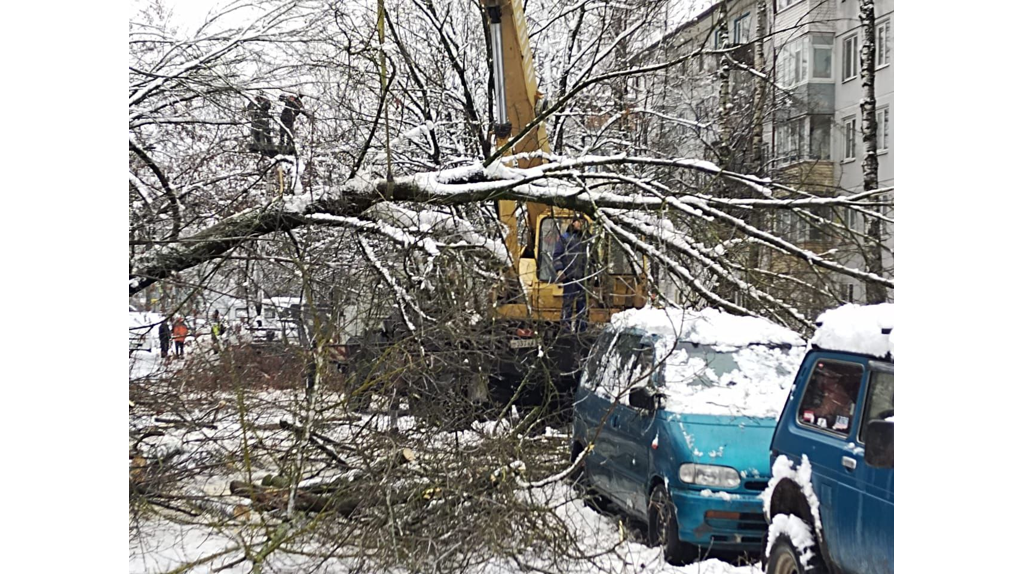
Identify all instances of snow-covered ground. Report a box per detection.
[129,375,763,573]
[131,477,760,574]
[131,480,759,573]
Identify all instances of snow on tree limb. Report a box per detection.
[130,156,894,297]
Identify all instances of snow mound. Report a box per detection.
[610,306,805,347]
[811,303,894,359]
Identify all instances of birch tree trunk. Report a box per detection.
[746,0,768,303]
[750,0,767,173]
[859,0,887,304]
[716,4,733,164]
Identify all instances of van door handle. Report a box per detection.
[841,456,857,471]
[612,415,619,428]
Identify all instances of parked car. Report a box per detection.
[762,303,894,574]
[571,307,805,564]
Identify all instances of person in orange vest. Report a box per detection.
[172,316,188,358]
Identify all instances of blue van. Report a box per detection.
[571,307,805,564]
[763,303,894,574]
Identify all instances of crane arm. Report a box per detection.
[483,0,557,265]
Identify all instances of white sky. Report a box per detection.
[131,0,244,35]
[137,0,717,36]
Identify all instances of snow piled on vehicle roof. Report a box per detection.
[610,306,805,347]
[811,303,894,359]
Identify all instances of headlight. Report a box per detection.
[678,463,741,488]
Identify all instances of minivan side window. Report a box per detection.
[602,333,643,398]
[797,359,864,437]
[857,369,894,443]
[632,341,655,388]
[582,331,616,391]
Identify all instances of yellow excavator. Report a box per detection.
[481,0,648,406]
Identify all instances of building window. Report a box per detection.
[845,283,856,302]
[715,26,728,49]
[875,107,890,151]
[843,116,856,160]
[845,207,859,233]
[876,19,891,67]
[842,34,859,82]
[808,205,829,242]
[809,116,831,159]
[778,210,808,243]
[811,34,833,79]
[779,38,808,88]
[733,13,751,45]
[779,119,804,163]
[778,0,800,11]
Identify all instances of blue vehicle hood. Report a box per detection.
[658,412,776,479]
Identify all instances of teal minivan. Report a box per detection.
[571,307,805,564]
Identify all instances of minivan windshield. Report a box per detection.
[657,341,804,418]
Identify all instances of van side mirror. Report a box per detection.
[864,420,894,468]
[628,386,659,411]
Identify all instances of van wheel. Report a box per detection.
[765,521,826,574]
[647,484,698,565]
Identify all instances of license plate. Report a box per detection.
[509,338,538,349]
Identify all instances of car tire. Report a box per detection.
[765,520,827,574]
[647,483,698,565]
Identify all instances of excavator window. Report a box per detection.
[537,217,595,283]
[536,217,568,283]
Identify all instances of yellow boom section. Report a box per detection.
[485,0,563,266]
[483,0,646,320]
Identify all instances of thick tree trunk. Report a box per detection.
[859,0,887,304]
[229,480,372,515]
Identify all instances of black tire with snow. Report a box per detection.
[765,524,827,574]
[647,483,698,565]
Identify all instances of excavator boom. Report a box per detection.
[482,0,645,323]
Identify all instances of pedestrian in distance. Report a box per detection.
[158,318,171,360]
[211,309,224,354]
[172,316,188,359]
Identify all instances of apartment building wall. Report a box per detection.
[635,0,760,164]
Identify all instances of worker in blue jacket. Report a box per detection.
[553,217,589,332]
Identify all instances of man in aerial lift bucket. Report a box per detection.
[279,94,310,155]
[554,217,589,333]
[246,95,274,156]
